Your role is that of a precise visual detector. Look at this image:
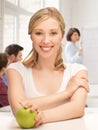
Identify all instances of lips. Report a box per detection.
[40,46,53,52]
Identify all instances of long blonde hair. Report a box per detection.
[23,7,66,70]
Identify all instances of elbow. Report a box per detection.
[73,111,84,119]
[78,110,85,118]
[72,102,85,118]
[76,107,85,118]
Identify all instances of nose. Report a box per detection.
[43,35,51,44]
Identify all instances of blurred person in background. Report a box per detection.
[5,44,24,64]
[65,28,83,64]
[0,53,9,107]
[2,44,24,87]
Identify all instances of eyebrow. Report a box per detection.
[34,28,59,31]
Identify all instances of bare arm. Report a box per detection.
[43,87,87,123]
[7,69,70,115]
[7,69,26,115]
[35,70,88,126]
[8,68,88,117]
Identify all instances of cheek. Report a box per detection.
[54,41,62,52]
[55,37,62,45]
[71,35,74,40]
[54,36,62,47]
[31,35,40,45]
[53,35,62,42]
[31,36,39,48]
[77,36,80,40]
[33,41,39,51]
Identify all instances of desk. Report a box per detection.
[0,108,98,130]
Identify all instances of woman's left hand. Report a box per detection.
[34,111,44,127]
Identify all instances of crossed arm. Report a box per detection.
[7,68,89,127]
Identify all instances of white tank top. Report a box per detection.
[7,62,87,98]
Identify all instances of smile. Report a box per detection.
[40,46,53,52]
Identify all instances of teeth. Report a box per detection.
[41,46,52,51]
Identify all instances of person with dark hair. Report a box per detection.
[65,28,83,64]
[5,44,24,64]
[2,44,24,87]
[0,53,9,107]
[7,7,88,127]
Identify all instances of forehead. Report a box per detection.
[34,18,60,29]
[17,51,22,56]
[73,32,79,35]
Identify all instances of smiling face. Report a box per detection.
[31,18,63,60]
[23,7,65,69]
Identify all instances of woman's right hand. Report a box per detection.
[18,99,44,127]
[19,98,39,113]
[78,47,83,56]
[65,72,89,98]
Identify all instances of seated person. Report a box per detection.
[7,7,89,127]
[0,53,9,107]
[4,44,24,64]
[2,44,24,87]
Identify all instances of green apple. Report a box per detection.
[16,108,37,129]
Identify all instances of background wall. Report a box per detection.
[70,0,98,28]
[60,0,71,34]
[60,0,98,84]
[0,0,3,51]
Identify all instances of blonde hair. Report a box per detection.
[23,7,66,70]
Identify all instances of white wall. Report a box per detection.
[60,0,72,37]
[0,0,4,51]
[71,0,98,29]
[59,0,72,62]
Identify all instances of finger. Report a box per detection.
[24,103,32,109]
[30,104,38,112]
[81,77,89,82]
[35,120,43,127]
[19,101,32,109]
[79,80,89,92]
[35,117,43,127]
[35,111,44,126]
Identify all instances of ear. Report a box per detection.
[10,54,16,62]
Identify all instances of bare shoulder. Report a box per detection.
[7,61,26,77]
[70,63,88,77]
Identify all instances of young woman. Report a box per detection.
[7,7,89,127]
[65,28,83,64]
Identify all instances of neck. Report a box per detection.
[72,41,76,44]
[36,57,56,70]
